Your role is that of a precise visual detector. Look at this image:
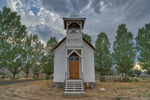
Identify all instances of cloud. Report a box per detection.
[2,0,150,54]
[21,14,42,26]
[28,11,34,16]
[27,24,64,44]
[40,0,90,16]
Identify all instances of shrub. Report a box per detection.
[45,76,50,80]
[49,88,53,91]
[135,79,139,82]
[99,76,106,82]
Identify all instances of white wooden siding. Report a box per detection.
[66,33,82,46]
[83,41,95,82]
[53,40,66,82]
[53,39,95,83]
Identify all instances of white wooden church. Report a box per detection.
[52,14,96,94]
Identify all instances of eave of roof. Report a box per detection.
[62,18,86,29]
[51,37,97,53]
[51,37,66,53]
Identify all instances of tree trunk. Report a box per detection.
[26,71,29,78]
[26,74,28,78]
[33,73,36,79]
[13,73,16,79]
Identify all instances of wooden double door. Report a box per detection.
[69,53,79,79]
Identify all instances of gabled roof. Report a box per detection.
[51,37,97,53]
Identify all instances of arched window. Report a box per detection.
[70,53,79,61]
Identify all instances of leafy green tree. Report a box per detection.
[112,24,136,76]
[127,70,134,77]
[0,33,10,69]
[7,59,22,78]
[82,33,92,43]
[0,6,27,78]
[95,32,112,75]
[41,55,54,79]
[31,34,44,79]
[135,23,150,74]
[146,68,150,74]
[22,34,33,78]
[41,37,58,79]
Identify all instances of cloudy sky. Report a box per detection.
[0,0,150,58]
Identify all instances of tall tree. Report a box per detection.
[31,34,44,79]
[112,24,136,76]
[135,23,150,73]
[0,6,27,78]
[41,37,58,79]
[22,34,33,78]
[95,32,112,75]
[82,33,92,43]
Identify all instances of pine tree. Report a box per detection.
[95,32,112,75]
[112,24,136,76]
[82,33,92,43]
[135,23,150,74]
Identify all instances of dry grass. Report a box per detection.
[0,78,150,100]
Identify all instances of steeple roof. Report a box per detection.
[62,13,86,29]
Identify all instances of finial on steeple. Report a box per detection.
[70,12,77,17]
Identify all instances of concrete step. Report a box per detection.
[65,89,84,91]
[65,87,83,89]
[66,84,83,86]
[64,79,85,94]
[65,85,83,87]
[64,91,85,94]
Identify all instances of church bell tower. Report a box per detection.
[62,13,86,47]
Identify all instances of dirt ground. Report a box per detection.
[0,79,150,100]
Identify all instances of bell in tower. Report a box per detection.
[62,13,86,47]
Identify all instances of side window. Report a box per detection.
[70,53,79,61]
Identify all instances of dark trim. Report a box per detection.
[51,37,66,53]
[82,38,97,53]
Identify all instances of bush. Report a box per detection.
[122,77,130,82]
[45,76,50,80]
[128,78,133,82]
[135,79,139,82]
[127,70,134,77]
[49,87,53,91]
[99,76,106,82]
